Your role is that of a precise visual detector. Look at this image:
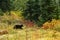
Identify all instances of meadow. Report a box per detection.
[0,11,60,40]
[0,0,60,40]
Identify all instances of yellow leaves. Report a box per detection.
[11,11,23,17]
[1,11,24,22]
[10,11,20,20]
[10,11,24,21]
[42,19,60,29]
[42,22,53,29]
[51,19,57,26]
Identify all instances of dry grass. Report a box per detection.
[0,11,60,40]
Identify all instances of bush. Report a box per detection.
[42,19,60,29]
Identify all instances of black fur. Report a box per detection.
[14,25,23,29]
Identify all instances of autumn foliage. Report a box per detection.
[0,30,8,35]
[23,20,35,28]
[42,19,60,29]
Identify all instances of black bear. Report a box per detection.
[14,25,23,29]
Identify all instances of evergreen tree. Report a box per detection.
[41,0,57,22]
[23,0,41,22]
[0,0,10,12]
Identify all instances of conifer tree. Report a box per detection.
[23,0,41,22]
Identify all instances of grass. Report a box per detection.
[0,12,60,40]
[0,26,60,40]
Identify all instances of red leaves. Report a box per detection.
[24,20,35,28]
[42,19,57,29]
[0,30,8,35]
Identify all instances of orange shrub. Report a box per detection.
[42,22,52,29]
[23,20,35,28]
[0,30,8,35]
[42,19,60,29]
